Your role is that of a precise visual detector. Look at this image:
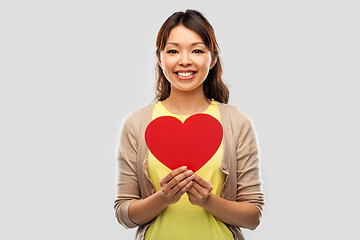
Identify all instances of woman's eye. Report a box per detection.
[193,49,204,53]
[167,50,178,54]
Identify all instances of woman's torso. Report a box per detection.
[144,100,234,240]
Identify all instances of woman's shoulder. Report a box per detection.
[216,101,258,140]
[121,103,155,131]
[126,103,154,119]
[216,101,252,123]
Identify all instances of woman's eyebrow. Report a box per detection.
[166,42,205,46]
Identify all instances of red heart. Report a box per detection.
[145,114,223,172]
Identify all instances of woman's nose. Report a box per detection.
[178,53,192,66]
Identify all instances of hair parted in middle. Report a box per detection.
[155,9,229,104]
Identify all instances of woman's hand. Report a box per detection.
[159,166,195,205]
[186,174,213,207]
[128,166,194,226]
[186,174,261,230]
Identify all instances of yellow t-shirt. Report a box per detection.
[144,100,234,240]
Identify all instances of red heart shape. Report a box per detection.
[145,114,223,172]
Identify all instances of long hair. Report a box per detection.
[155,9,229,104]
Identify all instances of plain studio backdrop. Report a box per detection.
[1,0,359,239]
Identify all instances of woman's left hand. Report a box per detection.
[186,174,261,230]
[186,174,213,207]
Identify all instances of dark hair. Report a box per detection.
[155,9,229,103]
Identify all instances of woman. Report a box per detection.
[115,9,264,240]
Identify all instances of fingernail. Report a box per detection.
[182,166,187,170]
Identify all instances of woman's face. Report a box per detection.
[159,25,215,94]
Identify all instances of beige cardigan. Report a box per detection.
[114,102,264,240]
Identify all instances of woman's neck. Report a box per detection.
[162,88,211,115]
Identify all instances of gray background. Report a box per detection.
[1,0,359,239]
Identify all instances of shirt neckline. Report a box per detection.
[158,100,215,118]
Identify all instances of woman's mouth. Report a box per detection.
[175,71,197,80]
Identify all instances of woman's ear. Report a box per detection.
[156,49,163,69]
[158,59,162,69]
[210,55,218,70]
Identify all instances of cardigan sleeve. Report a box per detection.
[235,110,265,214]
[114,112,141,228]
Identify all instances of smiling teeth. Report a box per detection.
[178,72,194,77]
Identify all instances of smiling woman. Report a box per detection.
[158,25,215,104]
[114,9,264,240]
[155,10,229,111]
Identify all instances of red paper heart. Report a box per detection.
[145,114,223,172]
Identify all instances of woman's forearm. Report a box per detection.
[128,191,169,225]
[200,193,261,230]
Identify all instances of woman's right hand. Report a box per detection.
[159,166,195,205]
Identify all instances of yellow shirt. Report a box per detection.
[144,100,234,240]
